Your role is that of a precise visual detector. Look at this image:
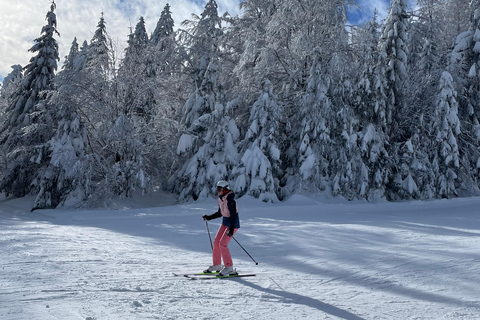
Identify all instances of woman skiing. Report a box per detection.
[202,180,240,276]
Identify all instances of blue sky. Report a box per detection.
[0,0,404,83]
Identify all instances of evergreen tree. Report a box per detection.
[175,97,240,200]
[151,4,175,48]
[32,84,91,210]
[441,0,471,48]
[379,0,409,137]
[150,4,178,75]
[379,0,423,199]
[354,11,381,122]
[180,0,223,130]
[449,1,480,193]
[327,48,363,200]
[409,0,442,123]
[175,53,230,200]
[416,0,441,76]
[104,115,149,197]
[294,49,332,193]
[73,40,89,71]
[133,16,149,48]
[86,13,112,78]
[231,0,277,101]
[0,65,23,174]
[0,2,59,197]
[353,13,390,199]
[0,65,23,119]
[1,65,23,94]
[174,0,235,200]
[432,71,461,197]
[234,80,281,202]
[63,37,79,71]
[180,0,223,72]
[119,17,154,117]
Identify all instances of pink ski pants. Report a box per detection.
[212,224,238,267]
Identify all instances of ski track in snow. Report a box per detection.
[1,195,480,319]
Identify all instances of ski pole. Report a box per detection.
[232,236,258,265]
[205,221,213,250]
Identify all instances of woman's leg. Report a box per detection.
[212,225,228,265]
[219,228,238,267]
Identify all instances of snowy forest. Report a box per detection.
[0,0,479,210]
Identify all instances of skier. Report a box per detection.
[202,180,240,276]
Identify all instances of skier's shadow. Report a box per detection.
[233,278,366,320]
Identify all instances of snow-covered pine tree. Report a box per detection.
[78,14,115,123]
[119,17,154,118]
[63,37,79,71]
[379,0,409,138]
[441,0,472,50]
[73,40,89,71]
[449,1,480,193]
[354,11,381,121]
[32,85,91,210]
[0,66,23,174]
[353,12,390,199]
[0,1,59,197]
[175,90,240,201]
[175,53,238,200]
[142,5,187,187]
[415,0,441,75]
[174,0,238,200]
[432,71,461,198]
[133,16,149,49]
[86,13,113,79]
[150,4,178,76]
[379,0,425,200]
[148,3,185,122]
[179,0,223,131]
[293,48,332,194]
[231,0,277,97]
[189,0,222,60]
[408,0,442,123]
[101,16,155,198]
[1,65,23,95]
[151,4,175,48]
[234,80,281,202]
[177,99,240,200]
[402,0,450,200]
[0,65,23,119]
[327,52,364,200]
[104,115,149,197]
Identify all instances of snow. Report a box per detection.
[176,134,196,155]
[1,193,480,319]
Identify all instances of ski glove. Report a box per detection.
[227,229,234,237]
[203,211,222,221]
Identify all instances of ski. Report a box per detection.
[172,272,219,277]
[185,273,256,280]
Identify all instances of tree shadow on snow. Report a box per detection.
[233,278,366,320]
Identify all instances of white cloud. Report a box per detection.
[0,0,241,80]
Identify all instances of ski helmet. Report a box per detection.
[216,180,229,189]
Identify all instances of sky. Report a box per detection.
[0,0,415,83]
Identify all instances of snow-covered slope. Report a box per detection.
[1,194,480,319]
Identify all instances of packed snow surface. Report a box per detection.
[1,194,480,319]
